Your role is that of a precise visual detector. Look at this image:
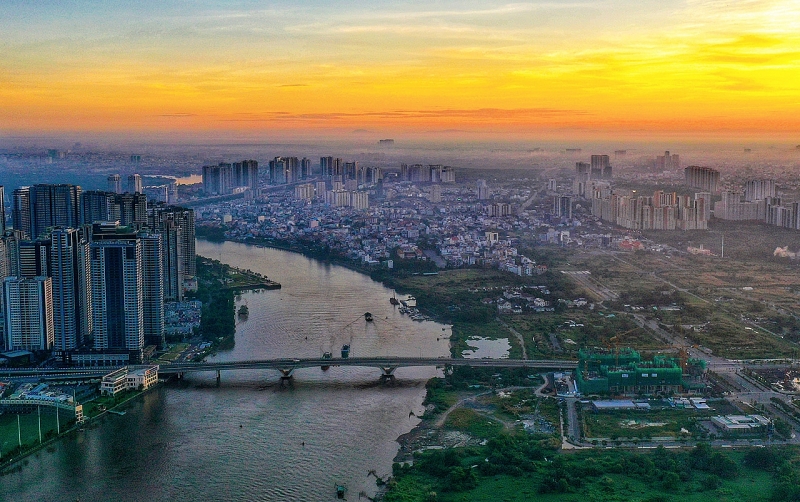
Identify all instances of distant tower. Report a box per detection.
[113,193,148,226]
[11,186,32,239]
[0,185,5,234]
[429,184,442,203]
[80,190,115,225]
[108,174,122,194]
[477,180,489,200]
[128,174,142,194]
[21,184,81,239]
[590,155,610,180]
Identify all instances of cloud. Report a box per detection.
[219,108,589,123]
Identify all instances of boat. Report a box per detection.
[237,305,249,318]
[336,484,346,499]
[390,293,400,305]
[364,312,373,322]
[341,344,350,359]
[321,352,332,371]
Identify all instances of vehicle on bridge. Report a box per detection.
[321,352,332,371]
[341,345,350,358]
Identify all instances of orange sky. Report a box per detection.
[1,1,799,140]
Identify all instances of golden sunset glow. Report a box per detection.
[1,0,799,139]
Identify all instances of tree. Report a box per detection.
[744,447,779,471]
[701,474,722,491]
[661,471,680,491]
[443,467,478,492]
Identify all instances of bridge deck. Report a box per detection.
[0,357,577,378]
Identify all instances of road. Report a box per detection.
[496,317,528,359]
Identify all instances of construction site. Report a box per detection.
[575,347,707,395]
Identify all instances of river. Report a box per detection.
[0,240,450,501]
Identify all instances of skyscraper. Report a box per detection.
[232,160,259,191]
[107,174,122,194]
[320,157,343,179]
[477,179,489,200]
[744,179,776,202]
[148,204,196,285]
[89,224,144,363]
[158,219,183,302]
[12,187,31,239]
[202,163,233,195]
[3,276,54,351]
[590,155,610,180]
[127,174,143,194]
[24,184,81,239]
[80,190,116,225]
[0,185,5,234]
[656,151,680,171]
[684,166,720,193]
[50,228,92,356]
[138,231,165,348]
[554,195,573,219]
[16,239,50,278]
[113,192,148,226]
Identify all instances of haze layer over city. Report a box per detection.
[2,2,800,502]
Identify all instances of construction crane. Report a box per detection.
[607,327,641,367]
[648,344,691,373]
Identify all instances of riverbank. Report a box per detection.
[196,254,281,291]
[0,381,163,473]
[198,233,385,282]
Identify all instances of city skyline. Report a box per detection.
[2,1,799,141]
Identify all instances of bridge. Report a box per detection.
[0,357,578,382]
[161,357,578,381]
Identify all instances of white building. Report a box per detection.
[100,365,159,396]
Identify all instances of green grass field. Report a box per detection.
[0,411,61,457]
[444,408,505,439]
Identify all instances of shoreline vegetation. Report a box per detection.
[383,369,800,502]
[189,255,280,359]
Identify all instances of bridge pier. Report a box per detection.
[278,368,295,380]
[216,370,221,386]
[379,367,397,383]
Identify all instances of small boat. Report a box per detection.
[390,294,400,305]
[336,484,346,499]
[364,312,373,322]
[321,352,332,371]
[341,344,350,359]
[237,305,249,318]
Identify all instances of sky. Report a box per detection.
[1,0,799,142]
